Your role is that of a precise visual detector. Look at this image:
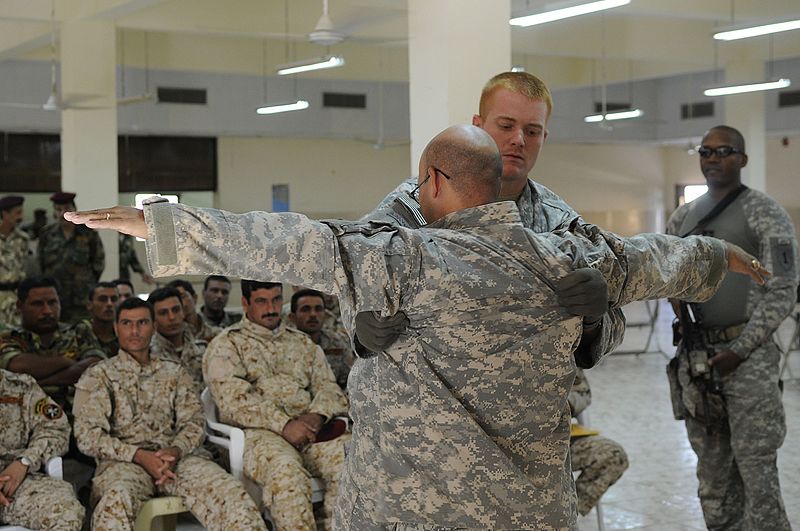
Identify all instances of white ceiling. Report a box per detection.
[1,0,799,89]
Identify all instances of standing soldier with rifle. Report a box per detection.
[666,125,798,531]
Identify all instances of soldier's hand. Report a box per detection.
[134,448,175,484]
[0,486,9,507]
[556,268,609,319]
[154,447,181,485]
[354,311,410,356]
[282,419,317,450]
[0,459,28,499]
[296,413,325,436]
[64,206,148,239]
[709,350,743,377]
[724,242,770,285]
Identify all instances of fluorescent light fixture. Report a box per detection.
[256,100,310,115]
[510,0,630,27]
[714,18,800,41]
[703,78,790,97]
[276,55,344,75]
[584,108,643,122]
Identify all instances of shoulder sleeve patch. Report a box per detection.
[770,237,796,278]
[34,397,63,420]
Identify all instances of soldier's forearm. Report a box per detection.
[7,353,73,379]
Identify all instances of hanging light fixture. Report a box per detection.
[276,55,344,75]
[584,108,643,122]
[510,0,629,27]
[714,17,800,41]
[256,100,310,114]
[704,78,790,96]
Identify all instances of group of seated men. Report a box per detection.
[0,270,627,530]
[0,273,361,530]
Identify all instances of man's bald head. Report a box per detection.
[420,125,503,206]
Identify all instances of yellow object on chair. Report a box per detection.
[133,496,187,531]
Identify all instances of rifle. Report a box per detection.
[677,302,722,434]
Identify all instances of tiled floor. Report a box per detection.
[577,300,800,531]
[176,300,800,531]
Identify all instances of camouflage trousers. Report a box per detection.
[684,341,790,531]
[243,428,349,531]
[0,290,19,327]
[570,435,629,516]
[90,455,266,531]
[0,472,85,530]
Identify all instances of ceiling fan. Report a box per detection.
[308,0,347,46]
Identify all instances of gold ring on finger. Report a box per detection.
[106,212,110,221]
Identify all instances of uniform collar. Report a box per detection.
[115,348,159,374]
[427,201,522,231]
[241,315,286,338]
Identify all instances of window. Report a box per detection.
[675,184,708,207]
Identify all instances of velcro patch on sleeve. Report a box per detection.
[770,238,796,278]
[34,398,63,420]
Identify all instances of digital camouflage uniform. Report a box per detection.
[568,368,628,516]
[150,327,208,393]
[74,320,119,359]
[38,224,105,323]
[204,318,350,531]
[0,369,84,530]
[0,322,106,412]
[0,227,29,326]
[118,233,146,281]
[73,349,266,531]
[667,187,798,531]
[141,199,729,530]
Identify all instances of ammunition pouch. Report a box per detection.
[667,347,726,423]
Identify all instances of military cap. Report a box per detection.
[0,195,24,210]
[49,192,77,205]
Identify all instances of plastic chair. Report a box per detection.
[133,496,187,531]
[0,457,65,531]
[200,388,325,526]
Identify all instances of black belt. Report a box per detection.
[0,282,19,291]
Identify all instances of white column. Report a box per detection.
[408,0,511,171]
[723,56,766,192]
[60,19,119,279]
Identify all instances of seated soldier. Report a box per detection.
[0,368,84,530]
[147,287,208,393]
[289,288,355,390]
[0,276,105,413]
[569,368,629,516]
[73,297,266,531]
[111,278,135,301]
[200,275,241,328]
[166,279,220,342]
[76,282,120,357]
[204,280,349,531]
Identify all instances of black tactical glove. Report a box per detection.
[555,267,609,322]
[354,311,410,357]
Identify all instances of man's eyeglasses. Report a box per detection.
[697,145,743,159]
[409,166,452,202]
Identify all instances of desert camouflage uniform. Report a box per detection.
[141,199,729,530]
[190,313,221,343]
[0,322,105,412]
[204,318,349,531]
[38,224,104,323]
[200,308,241,329]
[0,227,29,326]
[316,327,356,389]
[150,328,207,393]
[568,368,628,516]
[73,349,266,531]
[0,369,84,530]
[667,188,798,530]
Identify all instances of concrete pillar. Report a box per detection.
[408,0,511,171]
[60,19,119,279]
[723,55,766,192]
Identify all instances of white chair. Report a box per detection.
[0,457,64,531]
[200,388,325,527]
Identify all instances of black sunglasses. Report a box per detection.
[697,145,743,159]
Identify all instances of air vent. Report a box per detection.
[157,87,207,105]
[323,92,366,109]
[593,102,630,113]
[681,102,714,119]
[778,90,800,108]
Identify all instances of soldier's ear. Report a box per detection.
[288,313,296,324]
